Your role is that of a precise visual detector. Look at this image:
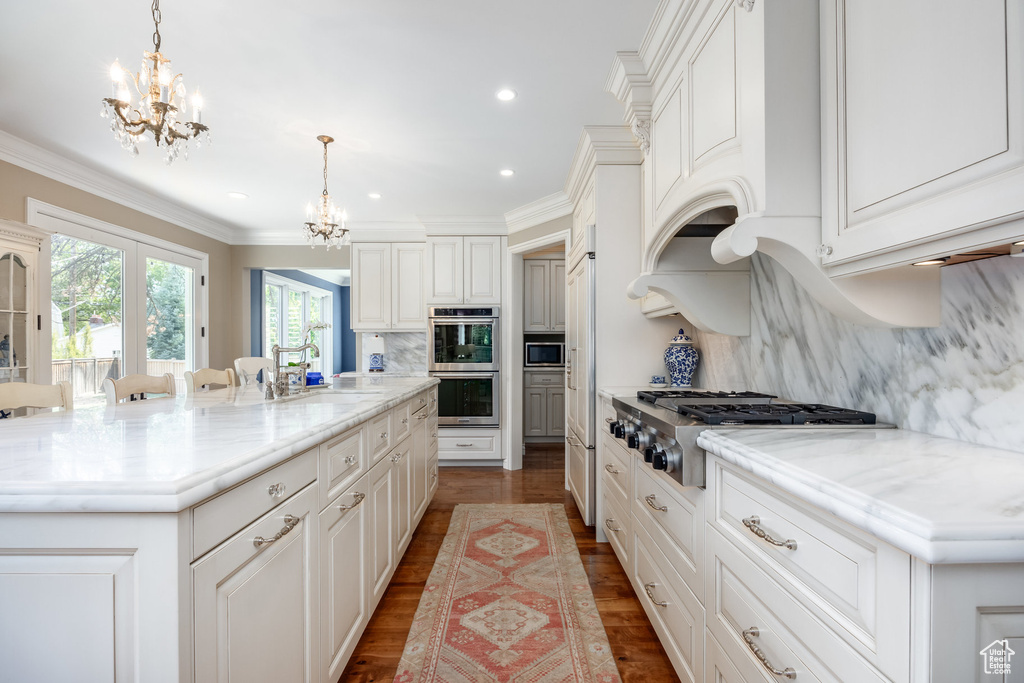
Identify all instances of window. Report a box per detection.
[263,273,332,374]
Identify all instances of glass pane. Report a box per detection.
[436,376,495,417]
[264,283,281,358]
[0,253,10,310]
[308,297,322,372]
[146,257,194,394]
[50,235,125,408]
[432,322,494,364]
[287,290,303,364]
[11,254,26,312]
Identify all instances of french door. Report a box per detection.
[32,201,206,406]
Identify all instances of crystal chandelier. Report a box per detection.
[101,0,210,163]
[303,135,350,249]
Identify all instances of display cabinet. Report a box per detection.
[0,219,46,387]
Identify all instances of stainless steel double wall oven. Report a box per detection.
[428,306,499,427]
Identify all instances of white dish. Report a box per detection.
[649,382,669,389]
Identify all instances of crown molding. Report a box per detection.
[504,192,573,233]
[564,126,642,206]
[0,129,238,245]
[606,52,654,155]
[420,215,508,236]
[233,222,427,245]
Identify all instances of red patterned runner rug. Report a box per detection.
[394,503,622,683]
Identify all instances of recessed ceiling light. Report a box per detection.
[912,257,949,266]
[496,88,518,101]
[226,192,248,200]
[500,169,515,177]
[368,193,382,200]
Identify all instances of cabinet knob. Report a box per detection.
[344,455,357,465]
[380,431,388,440]
[402,417,409,425]
[267,483,286,498]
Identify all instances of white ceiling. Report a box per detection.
[0,0,658,243]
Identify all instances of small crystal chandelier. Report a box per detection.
[303,135,350,249]
[101,0,210,163]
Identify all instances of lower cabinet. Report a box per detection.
[523,371,565,439]
[368,452,396,610]
[193,483,320,683]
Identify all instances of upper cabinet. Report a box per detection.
[608,0,946,333]
[523,258,566,332]
[351,242,426,330]
[819,0,1024,275]
[426,235,501,305]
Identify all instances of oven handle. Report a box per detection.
[430,372,497,380]
[428,318,497,325]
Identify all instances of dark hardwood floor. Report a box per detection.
[338,444,680,682]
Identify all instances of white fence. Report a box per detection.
[52,358,187,397]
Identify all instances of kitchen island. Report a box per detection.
[0,375,439,683]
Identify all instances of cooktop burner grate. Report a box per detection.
[636,389,776,403]
[673,402,877,426]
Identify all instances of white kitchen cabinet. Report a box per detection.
[820,0,1024,274]
[367,451,396,610]
[0,219,46,389]
[193,483,319,683]
[393,439,413,556]
[351,242,426,330]
[546,387,565,437]
[523,386,547,437]
[411,406,430,522]
[319,476,369,683]
[523,258,566,332]
[524,371,565,439]
[426,235,501,304]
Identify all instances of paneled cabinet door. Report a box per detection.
[523,260,550,332]
[426,237,463,303]
[367,457,395,609]
[193,484,319,683]
[352,243,391,330]
[392,243,426,330]
[546,387,565,437]
[394,440,413,556]
[523,387,548,437]
[550,260,566,331]
[320,479,369,683]
[412,409,429,522]
[464,236,501,304]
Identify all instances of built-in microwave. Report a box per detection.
[524,342,565,367]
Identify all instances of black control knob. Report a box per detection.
[627,433,641,449]
[652,452,668,471]
[613,424,625,439]
[609,420,619,435]
[643,446,656,463]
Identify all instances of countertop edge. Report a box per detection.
[698,430,1024,564]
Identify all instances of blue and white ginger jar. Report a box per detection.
[664,328,699,388]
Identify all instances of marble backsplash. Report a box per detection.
[360,332,428,374]
[689,253,1024,453]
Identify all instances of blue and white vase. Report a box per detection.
[664,328,699,388]
[368,353,384,372]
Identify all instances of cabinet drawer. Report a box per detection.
[707,527,887,683]
[411,390,429,415]
[392,400,413,444]
[600,432,630,514]
[710,458,910,676]
[319,424,367,511]
[192,448,317,560]
[632,462,704,599]
[524,371,563,387]
[705,629,772,683]
[633,522,705,683]
[369,410,393,463]
[602,491,630,572]
[438,431,500,460]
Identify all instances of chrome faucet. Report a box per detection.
[271,343,320,397]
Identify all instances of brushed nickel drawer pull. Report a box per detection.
[643,581,668,607]
[253,514,300,548]
[402,417,409,424]
[644,494,667,512]
[344,455,357,465]
[742,627,797,679]
[604,518,622,533]
[456,442,473,447]
[337,492,365,510]
[604,464,621,475]
[604,417,615,423]
[390,451,404,462]
[743,516,798,551]
[266,482,286,498]
[380,431,388,440]
[417,413,428,420]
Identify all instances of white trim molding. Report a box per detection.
[419,215,508,236]
[0,130,238,244]
[504,193,573,233]
[564,126,642,206]
[605,52,654,155]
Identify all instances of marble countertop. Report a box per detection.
[0,375,437,514]
[699,429,1024,564]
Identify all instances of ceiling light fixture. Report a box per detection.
[226,192,248,200]
[912,257,950,266]
[500,169,515,177]
[101,0,209,163]
[303,135,349,250]
[496,89,518,101]
[368,193,382,200]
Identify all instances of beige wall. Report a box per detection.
[0,159,235,368]
[229,245,351,358]
[507,214,572,247]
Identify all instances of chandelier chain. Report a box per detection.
[322,142,330,197]
[152,0,162,52]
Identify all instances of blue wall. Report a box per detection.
[250,269,355,374]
